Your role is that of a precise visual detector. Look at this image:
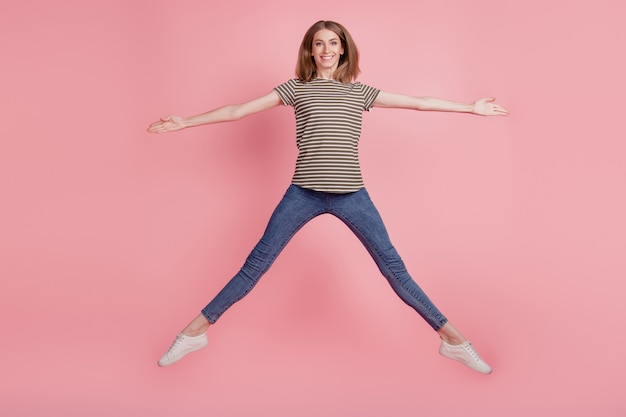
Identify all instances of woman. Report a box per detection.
[148,20,509,373]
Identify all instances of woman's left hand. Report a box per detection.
[472,97,510,116]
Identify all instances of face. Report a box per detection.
[311,29,344,74]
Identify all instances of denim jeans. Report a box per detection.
[201,184,448,331]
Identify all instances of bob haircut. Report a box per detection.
[296,20,361,84]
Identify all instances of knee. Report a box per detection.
[241,246,273,277]
[379,246,408,275]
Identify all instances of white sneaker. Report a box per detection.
[439,340,492,374]
[158,333,208,367]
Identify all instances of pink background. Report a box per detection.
[1,0,625,415]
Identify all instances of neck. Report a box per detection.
[315,67,336,80]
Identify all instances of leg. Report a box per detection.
[200,185,324,323]
[331,189,447,330]
[437,322,466,345]
[331,189,492,374]
[158,185,324,366]
[181,313,211,336]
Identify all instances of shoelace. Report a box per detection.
[166,335,184,353]
[463,343,483,362]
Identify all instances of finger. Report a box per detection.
[498,106,510,115]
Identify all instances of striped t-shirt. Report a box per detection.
[274,78,380,193]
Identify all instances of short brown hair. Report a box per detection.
[296,21,361,84]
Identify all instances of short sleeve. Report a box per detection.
[274,79,298,107]
[360,83,381,111]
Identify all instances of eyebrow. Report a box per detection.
[314,37,340,42]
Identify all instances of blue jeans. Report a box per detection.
[201,185,448,331]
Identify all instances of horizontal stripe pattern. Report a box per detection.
[274,78,380,193]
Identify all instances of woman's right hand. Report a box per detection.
[147,115,186,133]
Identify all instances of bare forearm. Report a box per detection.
[372,91,509,116]
[183,91,282,127]
[374,91,472,113]
[148,91,283,134]
[181,105,240,128]
[412,97,473,113]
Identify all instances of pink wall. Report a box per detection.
[1,0,625,415]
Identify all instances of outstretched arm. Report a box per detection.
[147,90,283,134]
[373,91,509,116]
